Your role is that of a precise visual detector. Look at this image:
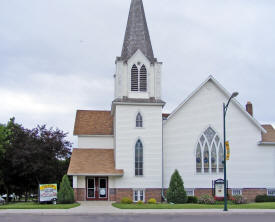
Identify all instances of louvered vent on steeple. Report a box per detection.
[140,65,147,92]
[131,65,139,91]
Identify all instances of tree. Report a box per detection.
[166,169,187,204]
[0,118,72,202]
[57,175,74,204]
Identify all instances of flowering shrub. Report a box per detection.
[198,194,215,204]
[231,195,247,204]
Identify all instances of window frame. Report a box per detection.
[196,126,223,174]
[136,112,143,128]
[185,188,195,197]
[232,188,242,196]
[267,189,275,196]
[133,189,145,202]
[135,139,143,176]
[130,64,148,92]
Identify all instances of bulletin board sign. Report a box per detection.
[39,184,57,202]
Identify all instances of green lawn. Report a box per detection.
[113,202,275,209]
[0,202,80,209]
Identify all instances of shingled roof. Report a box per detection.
[74,110,113,135]
[67,149,123,176]
[261,125,275,143]
[119,0,156,63]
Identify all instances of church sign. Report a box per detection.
[39,184,57,202]
[212,179,228,200]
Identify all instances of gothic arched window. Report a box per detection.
[139,65,147,92]
[135,139,143,176]
[131,64,138,91]
[136,113,143,127]
[196,127,223,174]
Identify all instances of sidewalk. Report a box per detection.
[0,201,275,215]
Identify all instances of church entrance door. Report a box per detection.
[86,177,108,200]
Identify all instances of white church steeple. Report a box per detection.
[114,0,163,101]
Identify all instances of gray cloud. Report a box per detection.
[0,0,274,145]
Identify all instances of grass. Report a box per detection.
[113,202,275,209]
[0,202,80,209]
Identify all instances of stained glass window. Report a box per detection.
[135,139,143,176]
[204,144,209,173]
[196,143,202,173]
[196,126,223,174]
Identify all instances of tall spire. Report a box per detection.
[120,0,155,63]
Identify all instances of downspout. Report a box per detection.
[161,117,166,202]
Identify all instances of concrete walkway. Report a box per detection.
[0,201,275,215]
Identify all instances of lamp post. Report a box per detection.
[223,92,239,211]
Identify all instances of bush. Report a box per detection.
[137,200,144,205]
[166,170,188,204]
[255,195,275,202]
[231,195,247,204]
[57,175,75,204]
[187,196,198,203]
[148,198,157,204]
[198,194,215,204]
[121,197,133,204]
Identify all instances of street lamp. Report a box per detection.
[223,91,239,211]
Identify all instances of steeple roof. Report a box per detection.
[119,0,155,63]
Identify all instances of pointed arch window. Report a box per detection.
[135,139,143,176]
[136,113,143,128]
[131,64,147,92]
[196,127,223,174]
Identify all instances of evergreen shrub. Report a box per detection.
[57,175,75,204]
[166,169,188,204]
[187,196,198,203]
[255,195,275,202]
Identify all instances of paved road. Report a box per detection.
[1,214,275,222]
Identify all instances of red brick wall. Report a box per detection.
[109,188,116,201]
[115,188,133,202]
[194,188,213,197]
[145,189,162,203]
[242,189,266,202]
[74,188,86,201]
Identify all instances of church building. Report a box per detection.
[68,0,275,202]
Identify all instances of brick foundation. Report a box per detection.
[193,188,267,202]
[74,188,86,201]
[115,188,133,202]
[145,189,162,203]
[242,189,267,202]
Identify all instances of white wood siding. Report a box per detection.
[114,105,163,188]
[78,136,114,149]
[164,80,275,189]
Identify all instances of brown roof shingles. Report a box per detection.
[74,110,113,135]
[67,149,123,176]
[261,125,275,143]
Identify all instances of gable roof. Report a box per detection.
[166,75,266,133]
[118,0,156,63]
[67,149,123,176]
[74,110,113,135]
[261,125,275,143]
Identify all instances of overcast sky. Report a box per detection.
[1,0,274,146]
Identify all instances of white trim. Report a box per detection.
[258,142,275,146]
[165,75,266,133]
[78,135,114,138]
[68,173,123,176]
